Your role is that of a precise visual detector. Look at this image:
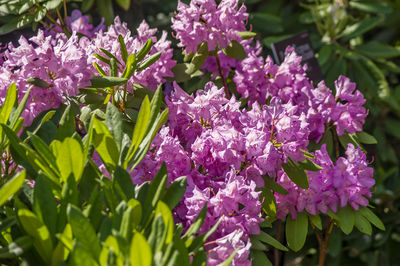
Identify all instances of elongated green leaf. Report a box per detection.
[186,42,208,74]
[356,131,378,144]
[0,170,25,207]
[67,205,101,259]
[18,209,53,263]
[298,158,323,171]
[254,231,288,251]
[55,138,85,183]
[250,250,273,266]
[308,214,322,230]
[124,96,150,168]
[286,212,308,252]
[100,48,122,66]
[162,176,187,210]
[137,51,162,71]
[106,102,123,151]
[130,232,152,266]
[33,175,57,237]
[263,175,288,195]
[183,203,208,240]
[356,41,400,58]
[57,105,75,141]
[341,17,382,40]
[136,39,153,63]
[349,1,392,14]
[123,53,137,79]
[218,249,238,266]
[90,76,127,88]
[354,212,372,235]
[261,188,276,217]
[238,31,257,40]
[116,0,130,10]
[359,207,385,231]
[113,166,135,199]
[118,35,128,63]
[28,133,59,175]
[155,201,174,244]
[9,86,31,127]
[282,158,309,189]
[0,83,16,124]
[223,40,246,60]
[92,118,119,171]
[337,206,355,235]
[51,224,72,265]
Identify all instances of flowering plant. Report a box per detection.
[0,0,384,265]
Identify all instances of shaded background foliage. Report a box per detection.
[1,0,400,265]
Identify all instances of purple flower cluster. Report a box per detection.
[0,30,92,126]
[275,144,374,219]
[171,0,248,53]
[135,47,372,265]
[0,11,176,126]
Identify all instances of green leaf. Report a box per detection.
[308,214,322,230]
[92,118,119,171]
[106,102,123,151]
[81,0,95,12]
[90,76,127,88]
[356,131,378,144]
[43,0,63,9]
[0,82,16,124]
[261,188,276,217]
[317,45,333,66]
[9,85,31,127]
[250,13,283,34]
[96,0,114,25]
[113,166,135,199]
[67,204,101,259]
[298,158,323,171]
[222,40,246,60]
[57,105,75,141]
[359,207,385,231]
[354,212,372,235]
[51,224,72,265]
[238,31,257,40]
[349,1,392,14]
[130,232,152,266]
[33,5,46,22]
[356,41,400,58]
[136,39,153,63]
[18,209,53,263]
[118,34,128,62]
[137,51,162,71]
[28,132,59,175]
[155,201,174,244]
[285,212,308,252]
[122,53,137,79]
[282,158,309,189]
[263,174,289,195]
[141,163,168,227]
[183,203,208,240]
[337,206,355,235]
[254,231,288,251]
[250,250,273,266]
[100,48,123,66]
[341,17,382,40]
[55,138,85,183]
[218,249,238,266]
[162,176,187,210]
[0,170,25,207]
[115,0,130,10]
[186,42,208,74]
[33,175,57,237]
[26,77,51,88]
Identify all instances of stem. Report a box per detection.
[45,13,63,29]
[274,220,282,266]
[63,0,68,23]
[215,53,230,99]
[318,218,334,266]
[330,127,340,160]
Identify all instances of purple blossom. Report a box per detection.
[171,0,248,53]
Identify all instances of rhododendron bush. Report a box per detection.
[0,0,385,265]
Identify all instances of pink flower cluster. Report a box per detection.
[0,31,92,126]
[0,11,176,126]
[171,0,248,53]
[276,144,374,219]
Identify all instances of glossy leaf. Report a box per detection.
[222,40,246,60]
[130,232,152,266]
[282,158,309,189]
[285,212,308,252]
[0,170,26,207]
[337,206,355,235]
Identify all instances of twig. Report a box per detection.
[215,53,230,99]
